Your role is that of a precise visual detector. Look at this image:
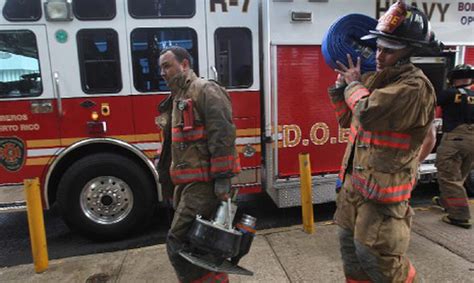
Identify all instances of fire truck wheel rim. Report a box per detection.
[80,176,134,225]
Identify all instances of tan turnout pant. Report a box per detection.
[166,181,228,283]
[436,124,474,221]
[334,174,417,282]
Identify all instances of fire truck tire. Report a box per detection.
[56,153,155,240]
[465,170,474,197]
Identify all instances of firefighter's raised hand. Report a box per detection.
[214,178,231,201]
[335,54,361,85]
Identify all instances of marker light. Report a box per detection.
[44,0,72,21]
[91,111,99,121]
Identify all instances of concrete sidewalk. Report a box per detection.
[1,204,473,282]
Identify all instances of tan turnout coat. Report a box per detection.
[156,70,240,186]
[329,63,436,203]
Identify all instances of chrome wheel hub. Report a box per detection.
[80,176,134,225]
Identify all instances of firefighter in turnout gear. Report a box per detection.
[157,46,240,283]
[433,64,474,229]
[328,1,437,281]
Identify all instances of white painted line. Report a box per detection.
[134,142,161,151]
[236,137,260,145]
[27,147,64,157]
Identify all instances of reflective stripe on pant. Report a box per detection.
[166,181,223,283]
[436,124,474,220]
[335,175,417,282]
[190,272,229,283]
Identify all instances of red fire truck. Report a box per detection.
[1,0,473,238]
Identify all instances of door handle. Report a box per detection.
[53,72,63,116]
[211,66,218,81]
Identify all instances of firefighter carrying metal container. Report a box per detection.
[432,64,474,229]
[156,46,240,283]
[328,1,439,281]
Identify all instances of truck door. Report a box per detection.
[205,0,262,192]
[0,25,59,185]
[45,4,135,148]
[127,0,208,155]
[263,0,349,178]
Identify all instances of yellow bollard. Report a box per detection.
[299,153,315,234]
[24,178,49,273]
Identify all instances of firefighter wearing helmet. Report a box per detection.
[432,64,474,229]
[328,1,438,281]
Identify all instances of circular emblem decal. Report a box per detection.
[0,137,25,171]
[55,29,68,43]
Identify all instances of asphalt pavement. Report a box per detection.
[0,206,169,268]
